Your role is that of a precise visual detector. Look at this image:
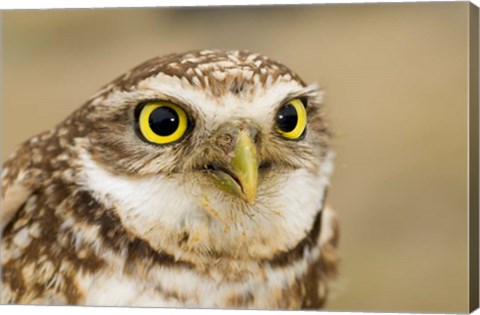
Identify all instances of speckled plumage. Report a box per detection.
[1,49,339,308]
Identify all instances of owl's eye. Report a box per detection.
[275,98,307,140]
[138,102,188,144]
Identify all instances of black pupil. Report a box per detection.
[149,106,179,136]
[277,104,298,132]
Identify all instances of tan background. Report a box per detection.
[1,3,470,312]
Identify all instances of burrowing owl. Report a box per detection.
[1,50,339,308]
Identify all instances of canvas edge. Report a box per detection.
[469,2,480,313]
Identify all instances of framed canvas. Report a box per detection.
[1,1,479,314]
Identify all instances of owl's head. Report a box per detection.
[77,50,333,261]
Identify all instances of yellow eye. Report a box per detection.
[138,102,188,144]
[275,98,307,140]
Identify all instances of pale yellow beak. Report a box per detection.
[210,130,258,204]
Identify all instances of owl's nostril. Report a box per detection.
[223,134,233,144]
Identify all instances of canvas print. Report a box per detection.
[0,2,478,313]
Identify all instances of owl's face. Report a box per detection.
[77,50,332,261]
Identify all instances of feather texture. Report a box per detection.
[1,49,338,308]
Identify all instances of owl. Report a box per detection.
[1,50,339,308]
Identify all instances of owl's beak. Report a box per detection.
[209,129,258,204]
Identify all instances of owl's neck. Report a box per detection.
[75,148,332,270]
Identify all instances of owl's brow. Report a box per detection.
[276,84,322,107]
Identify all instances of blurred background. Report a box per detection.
[2,3,470,313]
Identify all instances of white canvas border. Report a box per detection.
[3,304,462,315]
[0,0,479,10]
